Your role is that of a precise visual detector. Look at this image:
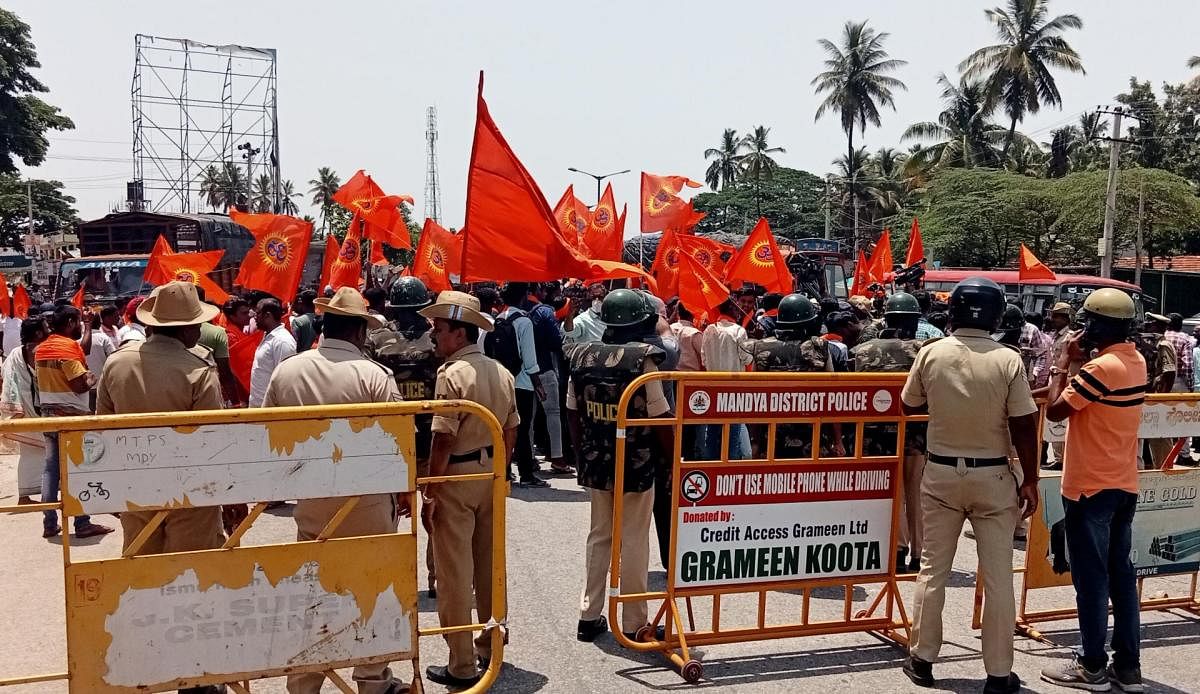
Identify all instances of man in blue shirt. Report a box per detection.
[499,283,550,487]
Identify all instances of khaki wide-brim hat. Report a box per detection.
[1049,302,1073,316]
[137,281,220,327]
[315,287,384,330]
[419,290,494,332]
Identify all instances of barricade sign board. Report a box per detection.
[66,535,418,692]
[1027,469,1200,589]
[681,382,903,420]
[1043,399,1200,442]
[674,461,896,589]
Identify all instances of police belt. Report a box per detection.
[928,453,1008,468]
[448,446,493,464]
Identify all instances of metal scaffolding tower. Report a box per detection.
[131,34,279,213]
[424,106,442,224]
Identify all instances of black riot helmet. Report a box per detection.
[388,276,431,309]
[947,277,1006,332]
[775,293,821,338]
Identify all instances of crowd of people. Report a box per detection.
[0,271,1167,693]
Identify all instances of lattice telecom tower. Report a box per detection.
[131,34,279,213]
[424,106,442,224]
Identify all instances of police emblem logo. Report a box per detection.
[688,389,711,415]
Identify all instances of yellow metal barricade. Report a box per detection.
[609,372,918,683]
[0,400,506,693]
[972,393,1200,643]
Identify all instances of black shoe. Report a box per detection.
[624,625,666,642]
[896,547,908,570]
[519,477,550,488]
[577,616,608,642]
[983,672,1021,694]
[907,558,921,574]
[425,665,481,688]
[903,656,934,687]
[426,587,437,599]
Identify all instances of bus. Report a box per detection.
[921,269,1146,320]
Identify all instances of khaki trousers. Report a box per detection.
[287,494,399,694]
[120,508,224,555]
[580,487,653,633]
[431,457,497,680]
[911,461,1020,677]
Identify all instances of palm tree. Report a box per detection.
[1045,125,1079,177]
[812,20,907,247]
[251,174,274,213]
[703,129,741,191]
[308,167,341,234]
[1005,138,1046,176]
[865,147,911,220]
[738,126,786,215]
[220,163,247,211]
[1071,111,1108,170]
[959,0,1085,158]
[197,165,225,212]
[1189,56,1200,89]
[280,179,302,216]
[902,73,1009,170]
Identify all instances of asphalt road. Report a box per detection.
[0,451,1196,694]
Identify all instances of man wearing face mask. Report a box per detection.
[563,282,608,344]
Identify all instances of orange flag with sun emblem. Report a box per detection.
[677,250,730,322]
[328,215,365,290]
[552,185,591,253]
[651,229,684,297]
[332,170,414,250]
[640,172,701,233]
[583,184,623,261]
[318,235,339,291]
[12,284,30,319]
[724,218,792,293]
[664,200,706,235]
[230,209,312,304]
[678,234,731,276]
[156,250,229,305]
[143,234,175,286]
[412,219,463,292]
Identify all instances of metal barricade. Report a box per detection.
[609,372,917,683]
[0,400,506,693]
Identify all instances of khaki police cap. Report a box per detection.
[1049,302,1073,316]
[418,290,494,332]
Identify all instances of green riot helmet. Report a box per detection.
[775,293,820,328]
[883,291,921,316]
[388,276,431,309]
[600,288,652,327]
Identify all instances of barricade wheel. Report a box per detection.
[854,609,868,618]
[682,659,703,683]
[635,625,654,642]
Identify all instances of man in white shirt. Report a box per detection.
[248,298,296,407]
[84,314,116,409]
[563,283,608,344]
[699,299,752,459]
[1,314,22,357]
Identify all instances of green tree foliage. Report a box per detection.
[0,173,78,248]
[308,167,341,235]
[0,9,74,173]
[689,166,826,238]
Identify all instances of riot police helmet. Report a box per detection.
[388,276,431,309]
[776,293,820,328]
[883,292,921,316]
[947,277,1006,331]
[1079,288,1136,343]
[600,288,653,327]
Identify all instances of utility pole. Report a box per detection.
[1099,107,1125,278]
[1134,185,1145,287]
[823,175,832,240]
[851,169,860,256]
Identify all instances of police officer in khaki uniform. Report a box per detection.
[96,281,247,694]
[261,287,407,694]
[418,291,518,689]
[900,277,1040,694]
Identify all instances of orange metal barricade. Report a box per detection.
[608,372,919,683]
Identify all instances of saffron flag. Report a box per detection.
[852,250,871,296]
[905,218,925,268]
[678,234,731,276]
[583,183,622,261]
[370,239,388,266]
[12,284,30,319]
[155,250,230,305]
[552,185,591,252]
[333,170,414,250]
[0,278,9,316]
[867,229,894,282]
[229,330,264,393]
[70,284,85,309]
[329,215,365,290]
[664,200,706,235]
[143,235,175,286]
[1018,243,1057,282]
[318,235,339,291]
[230,209,313,304]
[640,172,701,233]
[724,218,792,293]
[651,229,684,297]
[412,219,462,292]
[677,251,730,322]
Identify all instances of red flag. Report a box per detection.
[583,183,623,261]
[329,215,364,290]
[852,250,871,296]
[0,279,9,317]
[552,185,591,252]
[332,170,414,249]
[640,172,701,233]
[678,234,731,276]
[229,330,264,393]
[143,234,174,286]
[664,200,706,235]
[459,73,586,282]
[11,285,30,319]
[677,251,730,321]
[70,284,85,309]
[905,218,925,268]
[156,250,230,305]
[230,209,313,304]
[318,235,339,291]
[1019,243,1057,282]
[724,218,793,293]
[867,230,894,282]
[412,219,462,292]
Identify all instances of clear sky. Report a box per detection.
[11,0,1200,231]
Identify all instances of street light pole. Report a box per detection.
[566,167,631,205]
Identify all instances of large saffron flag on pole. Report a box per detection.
[905,218,925,268]
[724,218,792,293]
[332,170,414,250]
[664,200,706,235]
[143,235,175,286]
[155,250,230,305]
[851,250,871,296]
[640,172,701,233]
[11,284,30,319]
[678,234,732,276]
[867,229,894,282]
[329,215,365,290]
[318,235,339,291]
[677,251,730,322]
[552,185,590,253]
[0,278,9,316]
[230,209,312,304]
[651,229,684,298]
[583,183,622,261]
[412,219,462,292]
[1018,243,1057,282]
